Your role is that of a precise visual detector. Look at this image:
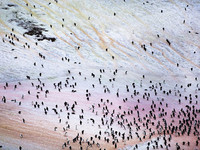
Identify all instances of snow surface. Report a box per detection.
[0,0,199,82]
[0,0,200,150]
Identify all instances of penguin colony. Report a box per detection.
[0,0,200,150]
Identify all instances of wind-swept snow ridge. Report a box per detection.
[0,0,200,82]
